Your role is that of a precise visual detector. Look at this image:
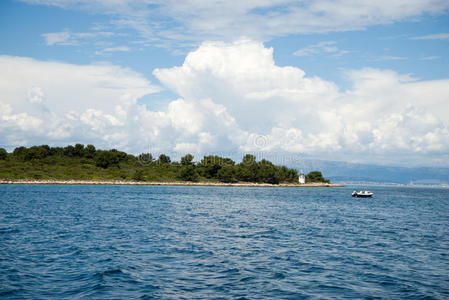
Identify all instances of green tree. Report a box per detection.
[199,155,223,178]
[236,154,259,182]
[306,171,330,183]
[222,157,235,166]
[217,165,236,183]
[0,148,7,160]
[236,165,252,182]
[179,165,199,181]
[24,146,50,161]
[157,154,171,165]
[286,168,299,183]
[242,154,256,165]
[257,159,279,184]
[64,145,75,157]
[138,153,153,164]
[84,144,96,158]
[109,149,128,163]
[94,150,120,168]
[13,146,27,160]
[181,154,194,166]
[73,144,85,157]
[49,146,64,156]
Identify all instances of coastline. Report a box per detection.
[0,179,343,188]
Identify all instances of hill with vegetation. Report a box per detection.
[0,144,329,184]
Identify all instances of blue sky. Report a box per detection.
[1,0,449,166]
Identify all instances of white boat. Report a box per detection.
[352,190,373,198]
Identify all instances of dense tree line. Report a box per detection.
[9,144,129,169]
[0,145,329,184]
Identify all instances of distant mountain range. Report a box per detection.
[291,159,449,185]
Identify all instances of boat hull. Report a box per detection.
[353,194,372,198]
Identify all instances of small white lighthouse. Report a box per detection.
[298,174,305,184]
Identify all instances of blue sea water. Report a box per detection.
[1,185,449,299]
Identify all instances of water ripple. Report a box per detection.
[1,185,449,299]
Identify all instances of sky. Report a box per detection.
[0,0,449,167]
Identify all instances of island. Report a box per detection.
[0,144,341,187]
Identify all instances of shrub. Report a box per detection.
[132,169,145,181]
[0,148,7,160]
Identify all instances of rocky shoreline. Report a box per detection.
[0,179,343,187]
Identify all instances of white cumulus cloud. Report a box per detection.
[0,55,159,150]
[1,40,449,166]
[154,40,449,166]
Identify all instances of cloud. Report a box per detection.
[103,46,130,52]
[42,31,73,46]
[26,1,449,43]
[375,55,407,61]
[421,56,441,60]
[0,54,246,156]
[42,30,115,46]
[2,40,449,166]
[411,33,449,40]
[95,46,131,55]
[293,41,348,57]
[154,40,449,166]
[0,55,160,150]
[27,87,45,103]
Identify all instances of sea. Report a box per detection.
[1,185,448,299]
